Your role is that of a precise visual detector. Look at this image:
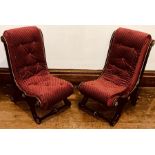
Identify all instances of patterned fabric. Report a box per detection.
[3,26,73,109]
[18,71,73,109]
[79,27,152,106]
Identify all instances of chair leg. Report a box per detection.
[109,111,121,126]
[10,90,22,102]
[28,103,42,124]
[63,98,71,107]
[78,96,127,126]
[130,87,139,106]
[27,98,71,124]
[79,96,88,108]
[109,102,125,126]
[78,96,112,124]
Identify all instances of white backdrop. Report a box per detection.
[0,25,155,70]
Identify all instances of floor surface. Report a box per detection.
[0,84,155,128]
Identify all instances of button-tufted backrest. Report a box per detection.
[103,27,152,92]
[3,26,48,81]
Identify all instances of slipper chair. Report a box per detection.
[79,27,154,126]
[1,26,73,124]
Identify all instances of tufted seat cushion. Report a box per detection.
[3,26,73,109]
[18,71,73,109]
[79,27,152,106]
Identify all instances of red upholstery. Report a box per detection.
[79,27,152,106]
[3,26,73,109]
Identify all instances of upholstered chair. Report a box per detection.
[79,27,154,126]
[1,26,73,124]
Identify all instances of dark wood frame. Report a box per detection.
[79,39,155,126]
[1,35,71,124]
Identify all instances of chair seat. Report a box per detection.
[18,71,73,109]
[79,77,126,106]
